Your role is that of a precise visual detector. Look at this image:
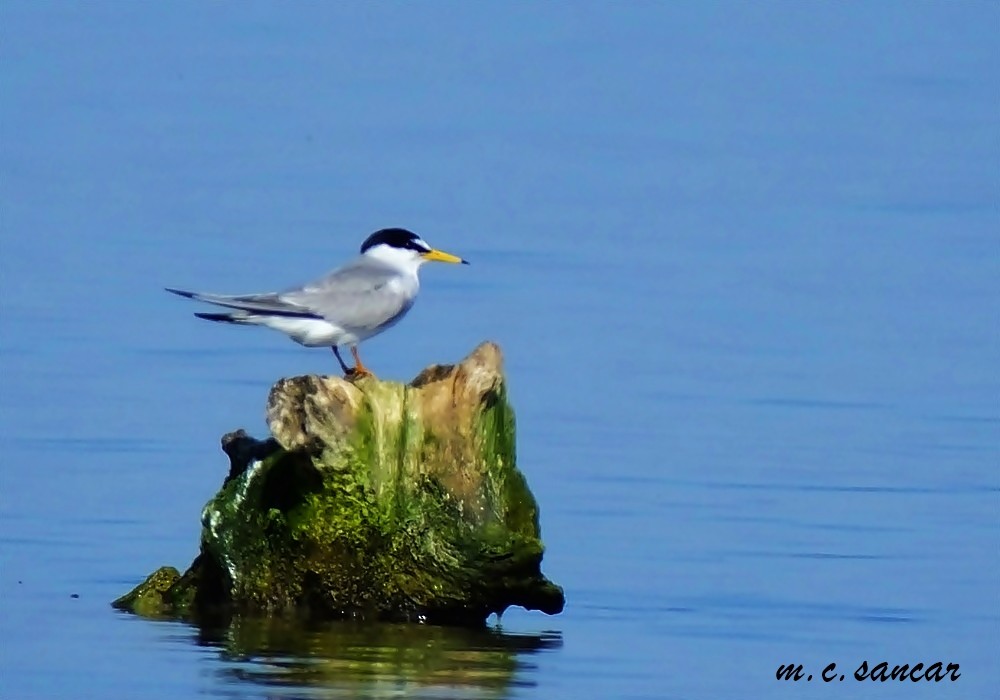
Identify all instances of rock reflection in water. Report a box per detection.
[194,617,562,698]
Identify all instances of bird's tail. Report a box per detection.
[165,287,321,319]
[194,311,251,324]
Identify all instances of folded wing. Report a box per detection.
[281,258,414,332]
[166,256,413,332]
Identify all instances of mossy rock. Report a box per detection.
[114,342,564,625]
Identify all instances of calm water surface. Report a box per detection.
[1,3,997,699]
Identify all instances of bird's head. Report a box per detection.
[360,228,469,271]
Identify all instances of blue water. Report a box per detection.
[1,3,997,698]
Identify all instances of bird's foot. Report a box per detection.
[346,347,375,380]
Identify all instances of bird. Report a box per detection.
[166,227,468,378]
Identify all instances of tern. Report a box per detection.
[166,228,468,377]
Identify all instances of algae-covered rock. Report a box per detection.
[114,342,564,625]
[111,566,182,618]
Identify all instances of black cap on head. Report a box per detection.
[360,228,428,254]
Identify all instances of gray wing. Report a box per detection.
[280,256,413,331]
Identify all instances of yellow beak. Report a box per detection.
[422,248,469,264]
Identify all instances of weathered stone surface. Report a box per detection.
[114,342,564,625]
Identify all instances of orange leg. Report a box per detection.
[350,346,374,378]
